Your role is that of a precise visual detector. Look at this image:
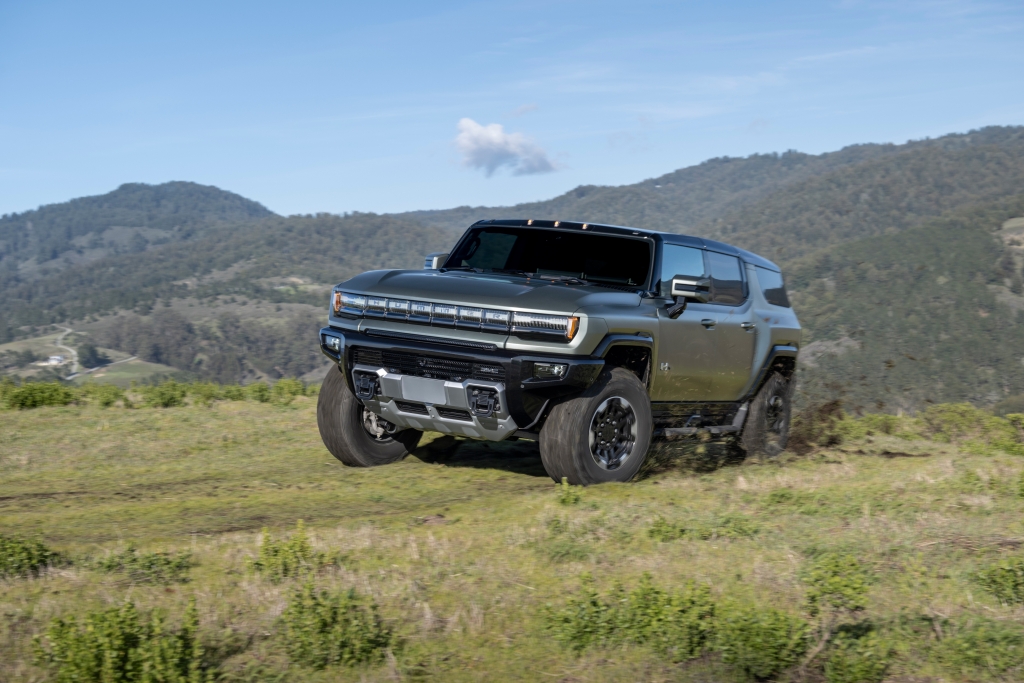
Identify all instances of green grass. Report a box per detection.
[2,399,1024,680]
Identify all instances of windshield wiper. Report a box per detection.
[539,274,588,285]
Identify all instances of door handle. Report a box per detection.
[701,319,716,328]
[740,322,756,330]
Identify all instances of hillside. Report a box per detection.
[794,194,1024,413]
[1,127,1023,407]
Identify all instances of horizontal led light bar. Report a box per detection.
[333,291,579,340]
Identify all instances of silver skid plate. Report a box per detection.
[352,364,519,441]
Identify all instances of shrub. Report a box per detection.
[281,581,393,668]
[33,599,213,683]
[0,534,62,578]
[976,558,1024,605]
[94,544,194,584]
[5,382,76,409]
[716,604,809,680]
[272,378,305,404]
[140,380,188,408]
[247,382,271,403]
[79,382,124,407]
[824,631,890,683]
[801,553,871,617]
[546,573,716,662]
[249,520,329,582]
[557,477,582,505]
[221,384,245,401]
[921,404,1024,455]
[187,382,222,406]
[931,617,1024,678]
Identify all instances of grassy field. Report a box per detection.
[2,398,1024,681]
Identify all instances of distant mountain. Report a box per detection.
[0,181,276,284]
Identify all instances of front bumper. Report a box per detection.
[319,326,603,440]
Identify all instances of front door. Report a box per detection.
[650,244,718,401]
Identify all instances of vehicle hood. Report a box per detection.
[340,270,642,314]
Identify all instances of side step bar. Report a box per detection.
[655,403,748,439]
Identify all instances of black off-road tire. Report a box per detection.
[539,367,653,485]
[317,365,422,467]
[739,372,793,458]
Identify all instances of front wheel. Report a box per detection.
[539,367,653,485]
[739,372,793,458]
[317,365,422,467]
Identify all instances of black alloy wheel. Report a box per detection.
[588,397,638,470]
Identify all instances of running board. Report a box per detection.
[654,402,748,438]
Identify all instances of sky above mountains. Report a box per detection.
[2,0,1023,217]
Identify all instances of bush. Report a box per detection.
[272,378,305,405]
[187,382,222,406]
[648,514,759,542]
[249,520,329,582]
[94,544,194,584]
[79,382,125,407]
[716,604,809,680]
[140,380,188,408]
[247,382,271,403]
[281,581,393,668]
[824,630,890,683]
[931,617,1024,678]
[0,534,62,578]
[801,553,871,617]
[976,558,1024,605]
[5,382,76,409]
[546,573,716,662]
[221,384,245,400]
[556,477,582,505]
[33,599,213,683]
[920,404,1024,455]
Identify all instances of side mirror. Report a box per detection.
[670,276,711,302]
[424,252,449,270]
[666,275,711,319]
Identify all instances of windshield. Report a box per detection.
[446,227,652,287]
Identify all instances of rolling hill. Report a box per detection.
[2,126,1023,410]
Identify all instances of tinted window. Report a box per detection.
[659,245,706,295]
[756,266,790,307]
[706,251,745,305]
[448,228,651,286]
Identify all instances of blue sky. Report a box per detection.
[2,0,1023,216]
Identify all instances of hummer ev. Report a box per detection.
[317,219,801,485]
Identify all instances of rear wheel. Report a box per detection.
[739,372,793,458]
[539,367,652,485]
[317,365,422,466]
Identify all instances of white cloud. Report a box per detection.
[454,118,556,177]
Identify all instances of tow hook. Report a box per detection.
[468,387,500,417]
[354,372,380,400]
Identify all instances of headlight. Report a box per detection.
[512,312,580,340]
[336,292,366,316]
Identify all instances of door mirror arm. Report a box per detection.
[666,275,711,318]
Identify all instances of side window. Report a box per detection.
[659,245,705,296]
[756,266,791,307]
[706,251,745,305]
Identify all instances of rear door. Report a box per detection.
[703,251,758,400]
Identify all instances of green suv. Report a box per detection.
[317,219,801,484]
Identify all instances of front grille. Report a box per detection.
[352,347,505,383]
[394,401,429,415]
[436,407,473,421]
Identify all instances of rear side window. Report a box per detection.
[756,266,791,307]
[706,251,745,305]
[659,244,705,295]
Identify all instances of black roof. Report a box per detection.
[471,218,781,272]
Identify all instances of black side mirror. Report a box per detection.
[666,275,711,318]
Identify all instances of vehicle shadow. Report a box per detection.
[410,434,747,479]
[410,435,550,478]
